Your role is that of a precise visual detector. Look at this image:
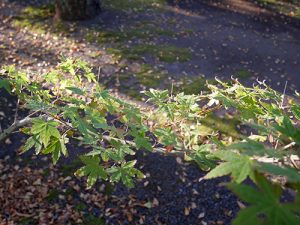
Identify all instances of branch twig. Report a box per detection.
[0,117,32,143]
[14,98,20,123]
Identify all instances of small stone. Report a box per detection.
[198,212,205,218]
[152,198,159,207]
[191,202,197,209]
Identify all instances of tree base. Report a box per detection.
[55,0,101,21]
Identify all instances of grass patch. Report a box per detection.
[12,4,72,34]
[119,64,167,87]
[135,64,167,86]
[106,44,192,63]
[235,69,253,79]
[21,4,55,20]
[84,20,187,63]
[121,44,192,62]
[102,0,166,12]
[85,25,175,44]
[112,63,168,99]
[173,76,217,95]
[12,4,54,32]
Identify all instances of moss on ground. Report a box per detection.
[235,69,253,79]
[12,4,72,34]
[102,0,166,12]
[135,64,167,86]
[21,4,55,19]
[173,76,217,95]
[12,4,54,31]
[84,21,185,63]
[85,26,175,44]
[118,44,192,62]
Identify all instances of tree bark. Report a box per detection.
[55,0,101,21]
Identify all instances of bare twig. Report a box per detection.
[280,81,288,108]
[14,98,20,123]
[282,142,296,150]
[97,66,101,82]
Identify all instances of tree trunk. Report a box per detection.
[55,0,101,21]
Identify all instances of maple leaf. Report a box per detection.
[256,162,300,184]
[228,174,300,225]
[291,105,300,121]
[75,156,107,188]
[21,135,42,154]
[0,78,11,92]
[42,137,68,164]
[107,160,144,188]
[106,140,135,161]
[274,116,300,145]
[31,119,60,147]
[205,151,255,183]
[130,127,152,151]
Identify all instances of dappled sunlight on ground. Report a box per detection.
[1,0,300,99]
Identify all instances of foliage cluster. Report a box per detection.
[0,59,300,224]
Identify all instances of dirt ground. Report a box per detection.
[0,0,300,95]
[0,0,300,224]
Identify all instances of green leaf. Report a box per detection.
[75,156,107,188]
[229,174,300,225]
[154,128,177,146]
[122,107,142,124]
[31,119,60,147]
[42,137,67,164]
[227,139,282,158]
[106,140,135,161]
[256,163,300,184]
[274,116,300,145]
[74,116,97,137]
[66,86,85,95]
[145,89,169,104]
[291,105,300,121]
[205,151,255,183]
[26,99,51,111]
[21,136,36,153]
[0,78,11,92]
[188,144,216,171]
[130,127,152,151]
[107,160,143,188]
[85,108,108,129]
